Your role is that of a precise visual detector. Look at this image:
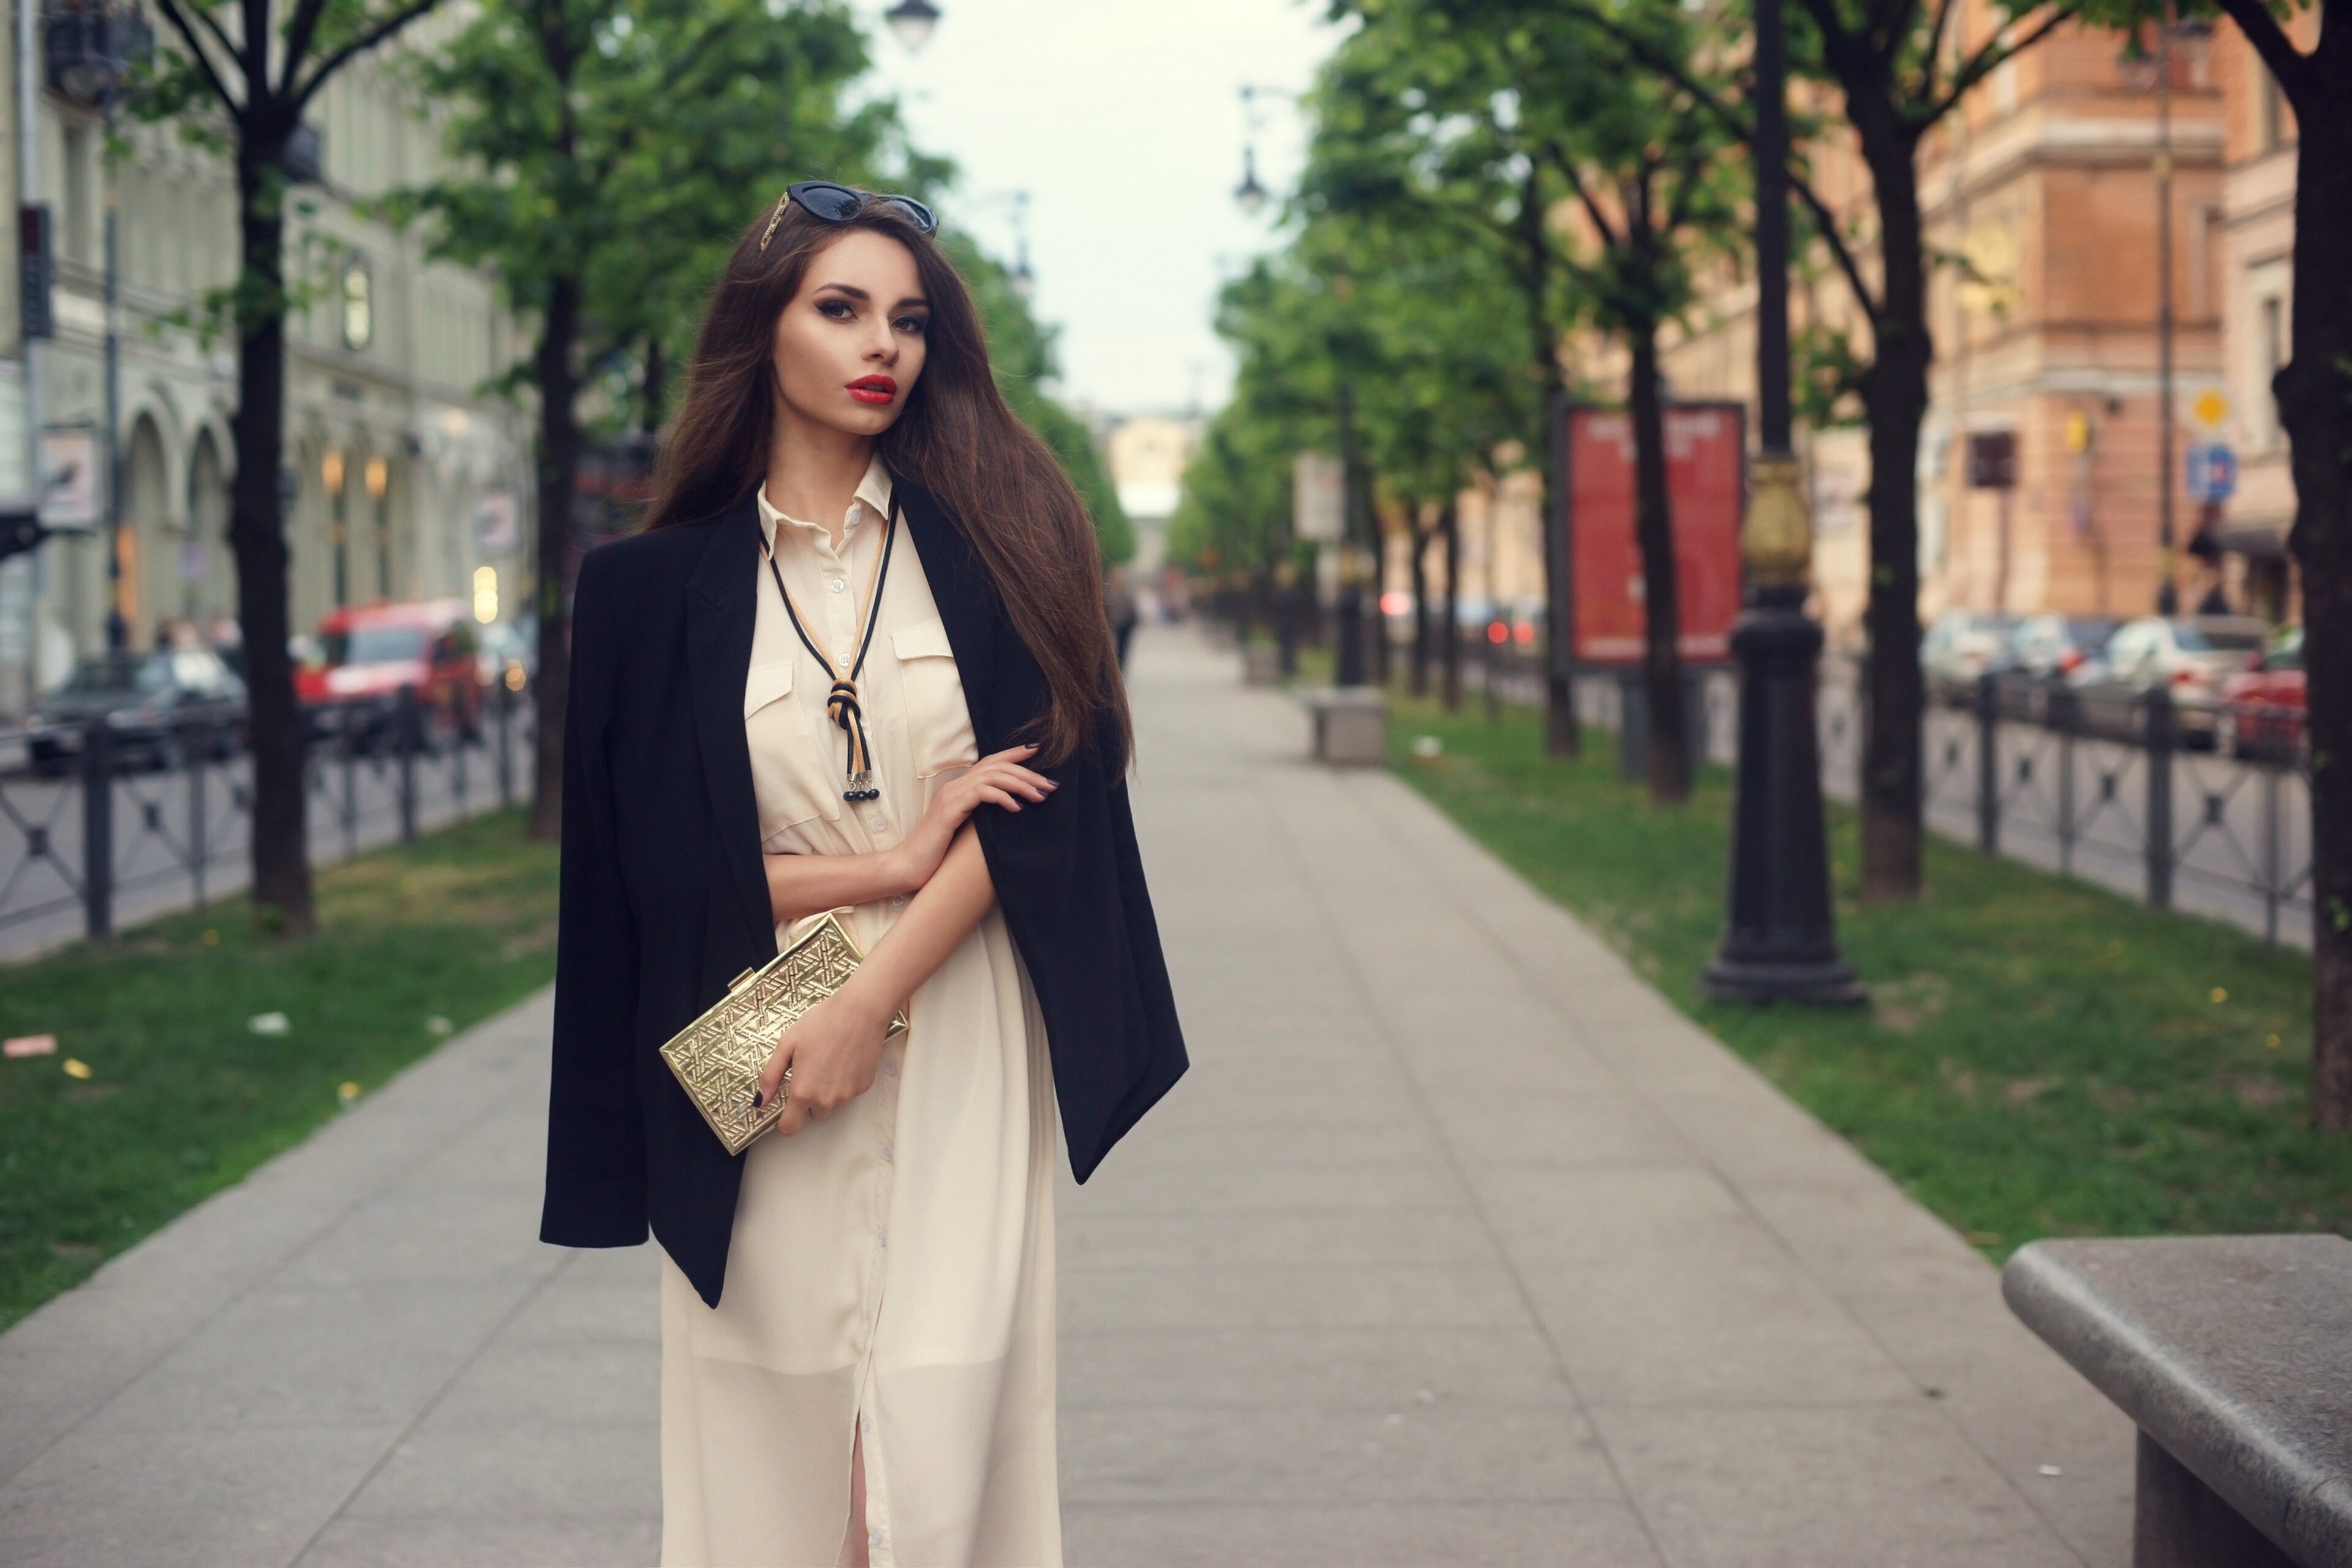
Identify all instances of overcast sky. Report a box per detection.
[861,0,1346,417]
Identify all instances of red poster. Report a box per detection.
[1567,403,1745,665]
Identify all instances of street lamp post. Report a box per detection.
[1332,358,1368,687]
[1699,0,1863,1006]
[2153,4,2178,614]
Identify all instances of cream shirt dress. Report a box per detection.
[658,458,1061,1568]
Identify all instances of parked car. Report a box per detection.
[2068,616,2269,747]
[1921,611,2018,704]
[2217,629,2305,760]
[2007,614,2114,680]
[296,600,482,748]
[26,648,247,774]
[1997,614,2115,722]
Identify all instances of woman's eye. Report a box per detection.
[894,315,927,335]
[818,300,854,321]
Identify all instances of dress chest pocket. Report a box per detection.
[890,618,979,778]
[743,659,840,835]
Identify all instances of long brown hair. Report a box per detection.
[645,190,1130,771]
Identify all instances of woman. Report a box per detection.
[541,181,1187,1568]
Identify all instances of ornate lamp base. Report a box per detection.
[1699,579,1866,1008]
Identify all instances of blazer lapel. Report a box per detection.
[898,482,998,730]
[686,493,775,951]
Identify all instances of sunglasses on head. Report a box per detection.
[760,181,939,251]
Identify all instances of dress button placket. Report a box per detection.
[852,1034,900,1565]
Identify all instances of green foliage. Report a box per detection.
[938,231,1133,565]
[1176,0,1747,584]
[391,0,899,424]
[1169,0,1562,574]
[134,0,458,325]
[1387,692,2344,1254]
[0,812,560,1330]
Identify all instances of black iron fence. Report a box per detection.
[0,684,532,957]
[1427,644,2310,948]
[1817,670,2312,948]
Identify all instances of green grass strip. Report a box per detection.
[0,809,559,1330]
[1384,687,2343,1257]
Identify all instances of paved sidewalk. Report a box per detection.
[0,626,2135,1566]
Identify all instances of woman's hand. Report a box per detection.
[757,981,897,1135]
[888,744,1055,894]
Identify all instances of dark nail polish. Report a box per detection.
[753,1090,764,1108]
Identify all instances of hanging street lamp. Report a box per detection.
[1698,0,1863,1006]
[883,0,939,54]
[1234,147,1268,216]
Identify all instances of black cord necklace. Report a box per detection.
[761,495,899,803]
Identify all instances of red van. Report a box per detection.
[297,600,483,746]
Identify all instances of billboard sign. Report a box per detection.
[39,426,100,532]
[1566,404,1744,665]
[1292,451,1343,543]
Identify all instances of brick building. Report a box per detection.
[1646,8,2304,642]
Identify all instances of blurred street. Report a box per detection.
[0,626,2137,1567]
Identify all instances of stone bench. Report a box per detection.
[1295,685,1387,766]
[2003,1235,2352,1568]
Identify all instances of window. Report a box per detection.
[61,124,90,263]
[2260,69,2286,152]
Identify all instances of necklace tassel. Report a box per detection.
[829,680,881,801]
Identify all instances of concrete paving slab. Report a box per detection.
[1062,1499,1666,1568]
[1058,1325,1575,1410]
[0,627,2135,1567]
[296,1515,664,1568]
[1061,1396,1622,1504]
[1588,1402,2089,1568]
[80,1282,532,1433]
[1058,1204,1496,1271]
[0,1424,402,1568]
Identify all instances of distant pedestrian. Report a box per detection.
[1104,566,1139,669]
[541,184,1187,1568]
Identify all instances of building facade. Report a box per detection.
[1647,9,2301,643]
[0,10,530,715]
[2210,11,2310,620]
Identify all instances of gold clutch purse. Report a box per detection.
[658,911,908,1155]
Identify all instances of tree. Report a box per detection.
[401,0,889,839]
[2158,0,2351,1124]
[1521,0,2068,891]
[138,0,452,933]
[1172,179,1539,706]
[1311,0,1743,797]
[1518,9,1741,802]
[1311,0,1582,747]
[938,230,1134,566]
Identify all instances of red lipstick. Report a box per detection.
[848,374,897,405]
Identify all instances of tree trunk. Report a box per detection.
[1629,319,1689,803]
[529,274,584,842]
[1517,165,1577,755]
[2281,86,2352,1127]
[1409,511,1431,696]
[1441,499,1463,712]
[1367,498,1391,688]
[641,334,666,435]
[230,142,311,935]
[1850,99,1930,903]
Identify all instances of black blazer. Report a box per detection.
[539,482,1186,1306]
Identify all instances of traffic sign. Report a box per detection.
[2187,383,2232,434]
[2186,444,2236,502]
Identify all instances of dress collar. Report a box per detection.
[755,454,895,555]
